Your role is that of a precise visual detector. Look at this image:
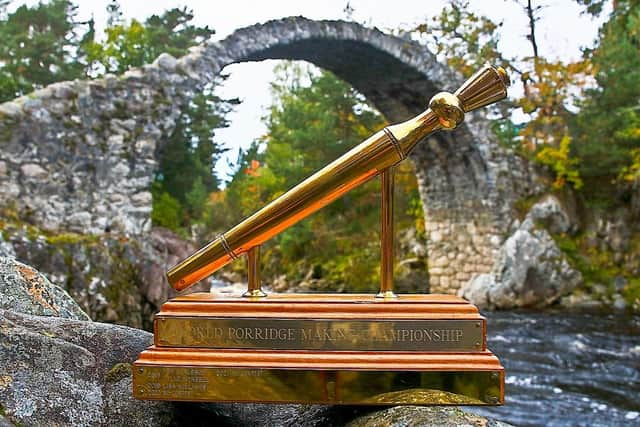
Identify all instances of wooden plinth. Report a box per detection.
[133,293,504,405]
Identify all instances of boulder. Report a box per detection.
[0,309,170,426]
[0,309,510,427]
[212,404,372,427]
[0,256,90,320]
[3,226,209,329]
[346,406,513,427]
[459,197,582,309]
[526,195,572,234]
[0,235,14,258]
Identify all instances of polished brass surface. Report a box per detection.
[133,365,502,405]
[134,346,502,369]
[167,65,510,291]
[157,293,485,319]
[243,246,266,298]
[455,66,510,112]
[428,92,465,129]
[377,167,397,298]
[171,292,474,303]
[155,317,484,351]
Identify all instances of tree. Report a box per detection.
[84,4,215,75]
[413,0,508,79]
[572,0,640,196]
[85,3,238,233]
[0,0,93,102]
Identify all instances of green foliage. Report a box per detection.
[0,0,93,102]
[552,232,613,285]
[150,190,181,232]
[575,0,609,16]
[83,19,150,75]
[0,1,236,234]
[620,148,640,183]
[84,4,214,75]
[553,230,640,308]
[419,0,639,198]
[491,119,522,151]
[573,1,640,192]
[153,88,237,231]
[413,1,592,191]
[623,277,640,310]
[185,177,208,219]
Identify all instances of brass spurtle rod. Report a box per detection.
[168,65,509,291]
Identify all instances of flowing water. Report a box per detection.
[469,311,640,427]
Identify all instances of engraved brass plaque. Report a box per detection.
[155,317,484,352]
[134,365,503,405]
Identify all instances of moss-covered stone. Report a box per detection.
[104,363,132,383]
[513,194,541,220]
[0,218,171,329]
[347,406,513,427]
[45,232,100,246]
[552,229,640,311]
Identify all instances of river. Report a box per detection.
[469,310,640,427]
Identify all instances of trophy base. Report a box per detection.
[133,348,504,405]
[133,293,504,405]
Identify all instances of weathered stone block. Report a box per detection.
[20,163,48,179]
[0,256,90,320]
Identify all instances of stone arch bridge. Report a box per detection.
[0,17,536,293]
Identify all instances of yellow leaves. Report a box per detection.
[208,190,226,204]
[520,59,593,119]
[415,23,428,33]
[411,0,505,78]
[128,20,146,38]
[517,59,594,188]
[535,134,583,189]
[86,18,152,75]
[620,148,640,182]
[518,97,537,114]
[0,375,13,390]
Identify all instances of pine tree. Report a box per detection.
[573,0,640,195]
[0,0,92,102]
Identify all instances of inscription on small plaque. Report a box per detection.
[155,317,483,351]
[134,365,501,404]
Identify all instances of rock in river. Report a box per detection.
[459,196,582,309]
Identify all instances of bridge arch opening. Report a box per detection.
[209,58,427,293]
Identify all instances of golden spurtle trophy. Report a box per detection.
[133,65,509,405]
